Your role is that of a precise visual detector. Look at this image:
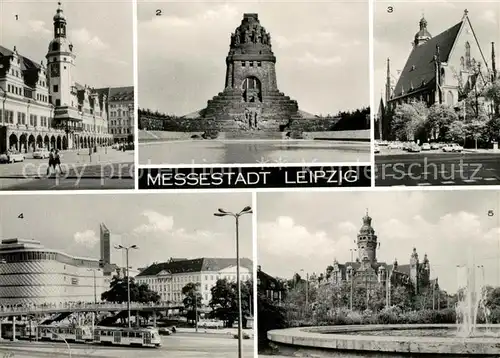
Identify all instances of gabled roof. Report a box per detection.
[392,21,462,99]
[0,45,42,72]
[137,257,253,277]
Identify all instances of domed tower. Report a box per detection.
[46,2,76,108]
[356,210,378,264]
[414,16,432,47]
[202,13,301,131]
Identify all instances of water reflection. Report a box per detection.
[139,140,370,165]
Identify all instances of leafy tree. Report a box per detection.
[483,79,500,116]
[446,120,467,144]
[101,276,160,304]
[466,118,488,149]
[181,282,203,324]
[257,290,287,352]
[390,285,413,311]
[426,104,458,141]
[391,101,429,141]
[209,278,253,328]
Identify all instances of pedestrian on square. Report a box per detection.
[46,148,55,176]
[55,149,64,174]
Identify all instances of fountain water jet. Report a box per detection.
[455,263,488,337]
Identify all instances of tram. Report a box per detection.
[93,326,161,347]
[37,324,93,343]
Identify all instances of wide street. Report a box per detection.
[139,140,370,165]
[0,148,134,190]
[0,332,253,358]
[375,149,500,186]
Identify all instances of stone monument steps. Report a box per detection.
[222,131,285,140]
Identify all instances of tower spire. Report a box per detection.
[492,42,497,81]
[414,14,431,47]
[53,1,67,38]
[385,58,391,104]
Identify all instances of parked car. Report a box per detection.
[387,142,402,149]
[407,143,421,152]
[33,148,50,159]
[0,150,25,163]
[421,143,431,151]
[430,143,442,150]
[442,144,463,152]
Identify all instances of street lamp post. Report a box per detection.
[300,269,309,316]
[349,248,356,311]
[214,206,252,358]
[114,244,138,328]
[193,282,200,333]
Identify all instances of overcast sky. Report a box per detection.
[0,0,133,88]
[0,193,253,270]
[137,0,369,116]
[258,190,500,293]
[374,1,500,104]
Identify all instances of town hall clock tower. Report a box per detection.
[46,2,76,109]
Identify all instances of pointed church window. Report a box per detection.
[465,42,471,68]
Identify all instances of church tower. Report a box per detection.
[414,16,432,48]
[46,2,75,108]
[357,210,378,265]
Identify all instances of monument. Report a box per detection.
[174,13,332,135]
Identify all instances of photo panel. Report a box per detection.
[257,189,500,356]
[0,192,255,358]
[374,1,500,187]
[0,1,135,190]
[137,0,371,167]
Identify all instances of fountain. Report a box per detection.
[455,264,489,337]
[267,264,500,357]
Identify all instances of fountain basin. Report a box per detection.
[267,324,500,357]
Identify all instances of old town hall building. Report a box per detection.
[322,211,436,295]
[0,3,127,152]
[377,10,497,140]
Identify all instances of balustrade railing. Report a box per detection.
[0,301,180,314]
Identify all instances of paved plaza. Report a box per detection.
[139,140,370,165]
[0,148,134,190]
[0,332,253,358]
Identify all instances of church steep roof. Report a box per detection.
[392,21,462,99]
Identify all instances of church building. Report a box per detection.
[0,3,116,153]
[377,10,497,140]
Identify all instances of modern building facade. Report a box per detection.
[0,3,122,152]
[0,238,107,306]
[136,258,253,305]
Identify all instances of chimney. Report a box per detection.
[257,265,261,272]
